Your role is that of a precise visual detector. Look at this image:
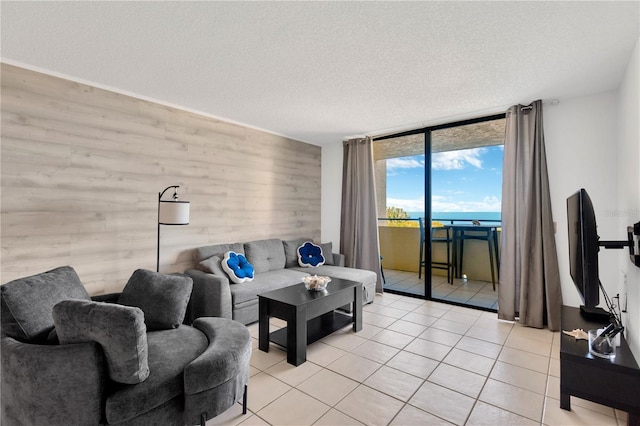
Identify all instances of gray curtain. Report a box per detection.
[499,100,563,330]
[340,137,383,293]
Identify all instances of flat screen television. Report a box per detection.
[566,188,608,319]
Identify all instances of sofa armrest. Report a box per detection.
[333,253,346,267]
[184,269,233,322]
[1,336,105,426]
[183,317,251,424]
[185,317,251,394]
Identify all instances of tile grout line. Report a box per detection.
[243,292,620,426]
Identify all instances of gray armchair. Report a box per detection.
[1,266,251,426]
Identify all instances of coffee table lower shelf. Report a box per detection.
[269,311,353,348]
[258,279,363,366]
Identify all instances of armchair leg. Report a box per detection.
[242,384,248,414]
[200,411,208,426]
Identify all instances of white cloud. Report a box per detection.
[387,157,424,171]
[387,197,425,212]
[386,148,490,172]
[432,195,501,212]
[432,148,486,170]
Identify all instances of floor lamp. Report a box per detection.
[157,185,190,272]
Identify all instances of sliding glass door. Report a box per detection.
[374,114,505,310]
[429,116,505,310]
[374,132,428,298]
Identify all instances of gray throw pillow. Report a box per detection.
[320,242,334,266]
[53,300,149,384]
[195,254,227,277]
[118,269,193,331]
[0,266,90,342]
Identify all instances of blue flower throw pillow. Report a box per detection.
[222,251,255,284]
[297,241,325,267]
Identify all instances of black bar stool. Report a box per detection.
[458,226,499,290]
[419,218,453,283]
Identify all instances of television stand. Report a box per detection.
[580,305,611,323]
[561,305,640,425]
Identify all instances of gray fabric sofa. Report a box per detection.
[185,238,378,325]
[1,266,252,426]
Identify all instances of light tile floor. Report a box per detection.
[208,293,627,426]
[383,270,499,310]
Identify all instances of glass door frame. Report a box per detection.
[374,112,505,302]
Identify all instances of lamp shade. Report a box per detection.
[158,200,190,225]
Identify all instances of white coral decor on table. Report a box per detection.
[302,275,331,291]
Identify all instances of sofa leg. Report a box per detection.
[200,411,207,426]
[242,384,248,414]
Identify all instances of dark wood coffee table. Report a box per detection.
[258,277,363,366]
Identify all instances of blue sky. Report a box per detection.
[386,145,503,213]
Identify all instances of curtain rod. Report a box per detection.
[351,99,561,142]
[520,99,560,111]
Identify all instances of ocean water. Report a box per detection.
[408,211,502,223]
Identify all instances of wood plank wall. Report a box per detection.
[1,63,322,295]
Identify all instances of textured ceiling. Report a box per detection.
[1,1,638,146]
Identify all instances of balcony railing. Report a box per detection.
[377,217,501,283]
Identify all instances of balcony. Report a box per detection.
[379,219,500,310]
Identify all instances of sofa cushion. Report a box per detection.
[105,326,208,424]
[282,238,310,268]
[0,266,90,343]
[230,269,309,306]
[320,242,335,265]
[244,238,286,273]
[222,251,255,283]
[194,243,244,263]
[53,300,149,384]
[297,241,325,267]
[118,269,193,331]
